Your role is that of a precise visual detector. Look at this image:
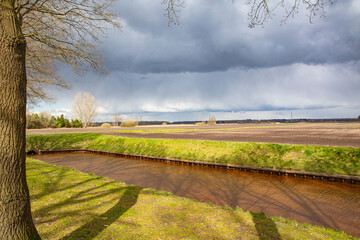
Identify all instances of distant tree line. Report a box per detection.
[26,112,82,129]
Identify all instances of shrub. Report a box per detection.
[162,122,168,125]
[195,121,206,126]
[49,116,57,128]
[26,111,53,129]
[100,123,112,128]
[56,114,71,128]
[208,116,216,125]
[71,119,82,128]
[26,112,74,129]
[120,120,136,127]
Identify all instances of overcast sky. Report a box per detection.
[33,0,360,122]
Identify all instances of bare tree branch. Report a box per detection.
[243,0,337,28]
[17,0,121,104]
[162,0,185,26]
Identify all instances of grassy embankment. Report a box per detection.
[27,157,357,239]
[25,127,232,136]
[26,133,360,176]
[26,124,303,135]
[113,125,277,133]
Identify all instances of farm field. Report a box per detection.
[27,122,360,148]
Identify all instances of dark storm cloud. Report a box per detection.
[102,0,360,73]
[37,0,360,122]
[61,61,360,115]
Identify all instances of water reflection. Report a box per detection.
[31,152,360,237]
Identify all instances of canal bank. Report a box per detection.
[26,157,358,239]
[26,133,360,177]
[30,149,360,184]
[30,151,360,238]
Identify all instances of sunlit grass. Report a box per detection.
[114,124,301,133]
[27,123,305,135]
[26,133,360,176]
[27,158,356,239]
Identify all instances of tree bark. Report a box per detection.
[0,1,41,239]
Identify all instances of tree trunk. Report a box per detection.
[0,1,41,239]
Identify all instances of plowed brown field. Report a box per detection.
[27,122,360,148]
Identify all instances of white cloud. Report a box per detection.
[51,108,72,119]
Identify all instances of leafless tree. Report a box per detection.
[20,0,121,104]
[135,116,142,126]
[113,113,122,127]
[72,92,98,128]
[208,115,217,125]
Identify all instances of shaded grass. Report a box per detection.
[27,133,360,176]
[27,158,357,239]
[251,212,281,240]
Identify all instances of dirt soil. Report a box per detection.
[27,122,360,148]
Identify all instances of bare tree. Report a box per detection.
[72,92,98,128]
[21,0,121,104]
[1,2,38,238]
[113,113,122,127]
[135,116,142,126]
[208,115,217,125]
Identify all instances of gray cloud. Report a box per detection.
[58,61,360,115]
[102,0,360,73]
[34,0,360,122]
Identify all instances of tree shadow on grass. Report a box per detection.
[62,185,142,240]
[251,212,281,240]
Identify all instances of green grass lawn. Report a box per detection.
[28,157,357,239]
[26,124,303,135]
[27,133,360,176]
[113,125,282,133]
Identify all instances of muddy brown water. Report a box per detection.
[31,152,360,237]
